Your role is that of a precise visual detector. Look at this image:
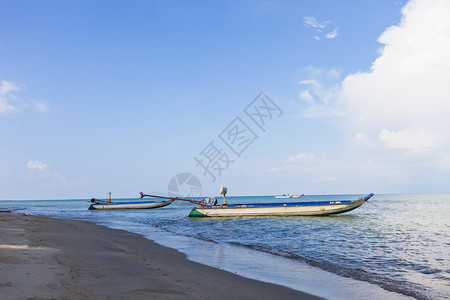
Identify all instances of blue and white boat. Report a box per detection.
[188,193,374,217]
[88,198,174,210]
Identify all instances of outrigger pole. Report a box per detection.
[139,192,205,205]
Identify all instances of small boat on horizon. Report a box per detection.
[274,194,304,199]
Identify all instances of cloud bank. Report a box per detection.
[300,0,450,154]
[341,0,450,153]
[289,0,450,192]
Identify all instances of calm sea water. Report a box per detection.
[1,194,448,299]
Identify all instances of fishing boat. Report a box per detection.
[274,194,304,199]
[188,193,374,217]
[88,198,173,210]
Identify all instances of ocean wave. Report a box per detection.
[229,241,431,300]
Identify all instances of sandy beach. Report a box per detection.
[0,212,320,299]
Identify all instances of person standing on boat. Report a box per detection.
[220,185,228,206]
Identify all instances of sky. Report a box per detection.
[1,0,449,199]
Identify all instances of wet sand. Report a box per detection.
[0,212,321,299]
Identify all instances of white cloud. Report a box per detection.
[378,128,439,152]
[303,16,328,30]
[0,97,18,113]
[327,69,341,78]
[340,0,450,153]
[325,28,339,39]
[30,99,50,112]
[266,152,319,174]
[287,152,315,163]
[25,160,73,188]
[293,0,450,192]
[52,172,67,182]
[27,160,49,171]
[266,152,343,189]
[304,16,338,40]
[297,69,343,118]
[302,66,325,78]
[299,79,320,87]
[0,80,49,114]
[299,90,314,103]
[0,80,19,95]
[299,1,450,152]
[0,81,20,113]
[354,132,370,144]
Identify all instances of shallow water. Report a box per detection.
[1,193,449,299]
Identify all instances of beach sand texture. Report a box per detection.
[0,212,320,299]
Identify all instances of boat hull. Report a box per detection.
[89,199,173,210]
[189,194,373,217]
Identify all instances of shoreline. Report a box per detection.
[0,212,320,299]
[134,219,412,300]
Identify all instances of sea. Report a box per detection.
[1,194,448,300]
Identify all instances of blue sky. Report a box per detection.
[2,0,449,199]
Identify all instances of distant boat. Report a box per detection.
[274,194,304,199]
[188,193,374,217]
[88,198,174,210]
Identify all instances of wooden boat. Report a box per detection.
[88,198,174,210]
[188,193,374,217]
[274,194,304,199]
